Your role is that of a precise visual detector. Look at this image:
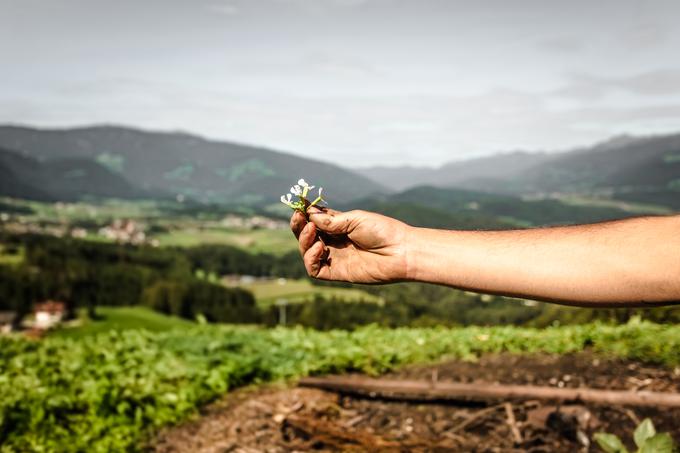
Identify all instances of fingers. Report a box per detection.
[290,210,307,239]
[303,241,327,279]
[298,222,317,257]
[307,206,355,235]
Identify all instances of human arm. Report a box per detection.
[291,208,680,307]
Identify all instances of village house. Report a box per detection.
[0,311,17,334]
[34,301,66,330]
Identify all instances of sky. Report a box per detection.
[1,0,680,167]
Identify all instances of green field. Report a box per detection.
[153,227,296,255]
[2,319,679,451]
[19,198,165,222]
[53,307,195,339]
[557,195,672,215]
[237,278,381,307]
[0,244,24,266]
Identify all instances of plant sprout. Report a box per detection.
[594,418,676,453]
[280,178,326,214]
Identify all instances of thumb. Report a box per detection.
[307,206,354,234]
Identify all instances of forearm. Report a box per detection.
[405,215,680,307]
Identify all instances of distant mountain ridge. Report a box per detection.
[0,125,387,205]
[355,133,680,209]
[342,185,643,230]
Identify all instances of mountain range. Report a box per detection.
[356,134,680,209]
[0,125,386,205]
[0,124,678,217]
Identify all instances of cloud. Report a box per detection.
[553,69,680,100]
[537,36,586,54]
[205,1,240,15]
[620,22,669,50]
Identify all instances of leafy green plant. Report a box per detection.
[280,178,325,213]
[594,418,677,453]
[2,321,680,451]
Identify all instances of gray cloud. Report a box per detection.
[2,0,680,165]
[554,69,680,101]
[537,36,586,54]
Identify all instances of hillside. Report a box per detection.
[356,134,680,210]
[355,151,549,192]
[0,147,146,201]
[0,125,387,204]
[346,185,644,229]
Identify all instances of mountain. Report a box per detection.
[343,185,645,230]
[504,134,680,209]
[355,151,549,192]
[355,134,680,210]
[0,147,146,201]
[0,125,387,204]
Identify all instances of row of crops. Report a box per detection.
[1,321,679,452]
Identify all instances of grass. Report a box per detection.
[154,227,296,255]
[52,306,195,338]
[0,244,24,266]
[558,195,672,215]
[22,198,165,222]
[235,278,382,307]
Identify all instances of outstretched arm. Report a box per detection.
[291,208,680,307]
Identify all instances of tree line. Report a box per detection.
[0,233,304,327]
[1,232,678,330]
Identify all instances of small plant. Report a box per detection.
[594,418,677,453]
[280,178,325,214]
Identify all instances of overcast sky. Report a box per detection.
[2,0,680,167]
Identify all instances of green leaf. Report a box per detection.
[594,433,629,453]
[640,433,676,453]
[634,419,656,448]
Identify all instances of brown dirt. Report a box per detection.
[152,352,680,452]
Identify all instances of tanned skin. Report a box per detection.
[290,207,680,307]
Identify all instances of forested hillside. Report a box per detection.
[0,147,148,201]
[357,134,680,210]
[0,125,387,204]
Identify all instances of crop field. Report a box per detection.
[1,320,679,451]
[0,244,24,266]
[556,195,673,215]
[16,198,166,222]
[153,227,295,254]
[236,278,382,307]
[53,307,195,339]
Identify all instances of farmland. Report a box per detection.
[52,307,195,339]
[154,227,295,255]
[1,320,679,451]
[234,278,381,307]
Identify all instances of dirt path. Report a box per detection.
[152,352,680,452]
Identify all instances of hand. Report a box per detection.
[290,207,410,283]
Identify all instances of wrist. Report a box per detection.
[404,225,425,282]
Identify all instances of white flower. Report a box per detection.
[280,178,325,212]
[298,178,314,190]
[280,193,293,205]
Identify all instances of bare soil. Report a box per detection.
[152,352,680,452]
